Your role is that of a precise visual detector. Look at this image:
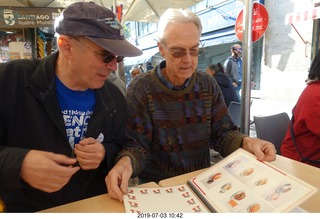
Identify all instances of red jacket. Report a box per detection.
[281,81,320,168]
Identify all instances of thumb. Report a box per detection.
[50,153,78,166]
[253,149,265,161]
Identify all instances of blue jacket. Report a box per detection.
[0,52,128,212]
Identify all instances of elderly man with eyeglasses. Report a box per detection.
[0,2,141,212]
[106,8,277,202]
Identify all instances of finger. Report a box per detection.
[253,148,265,161]
[77,159,96,170]
[119,173,130,195]
[106,176,125,201]
[49,155,81,176]
[79,137,96,145]
[50,153,78,166]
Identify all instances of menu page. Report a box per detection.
[188,148,317,213]
[123,184,209,213]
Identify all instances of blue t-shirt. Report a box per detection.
[55,76,96,149]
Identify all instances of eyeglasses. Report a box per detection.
[72,37,124,63]
[169,48,204,58]
[234,48,242,52]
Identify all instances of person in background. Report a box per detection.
[0,2,141,212]
[131,67,142,78]
[108,72,126,96]
[206,63,238,107]
[281,49,320,168]
[146,62,154,72]
[105,8,276,202]
[224,44,242,102]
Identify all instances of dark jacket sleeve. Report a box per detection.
[0,146,30,189]
[0,62,31,189]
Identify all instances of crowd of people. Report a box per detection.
[1,1,317,213]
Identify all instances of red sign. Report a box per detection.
[235,3,269,42]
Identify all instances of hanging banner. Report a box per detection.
[285,6,320,24]
[0,7,63,28]
[235,2,269,43]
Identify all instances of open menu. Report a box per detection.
[123,148,317,213]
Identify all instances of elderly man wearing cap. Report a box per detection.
[0,2,141,212]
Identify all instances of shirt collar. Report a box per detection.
[156,61,191,91]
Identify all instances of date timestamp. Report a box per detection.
[137,213,183,218]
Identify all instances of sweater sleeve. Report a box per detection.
[115,76,152,177]
[208,75,248,156]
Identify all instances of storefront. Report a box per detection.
[0,6,62,63]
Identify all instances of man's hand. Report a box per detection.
[242,137,277,162]
[74,137,105,170]
[20,150,80,193]
[105,156,132,202]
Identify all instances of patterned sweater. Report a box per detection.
[118,62,247,182]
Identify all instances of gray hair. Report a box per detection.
[158,8,202,43]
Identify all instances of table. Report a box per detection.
[159,155,320,213]
[40,155,320,213]
[39,182,159,213]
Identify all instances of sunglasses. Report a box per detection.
[73,37,124,63]
[169,48,204,58]
[94,51,124,63]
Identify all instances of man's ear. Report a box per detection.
[157,41,165,58]
[57,36,73,59]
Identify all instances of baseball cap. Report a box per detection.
[54,2,142,57]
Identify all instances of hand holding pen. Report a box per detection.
[73,136,105,170]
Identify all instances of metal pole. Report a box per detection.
[113,0,117,13]
[240,0,253,135]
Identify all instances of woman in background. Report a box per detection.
[281,50,320,168]
[206,63,238,107]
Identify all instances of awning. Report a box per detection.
[200,27,238,47]
[124,46,160,66]
[201,33,238,47]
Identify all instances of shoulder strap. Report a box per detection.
[290,107,320,164]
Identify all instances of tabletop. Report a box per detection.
[39,182,159,213]
[40,155,320,213]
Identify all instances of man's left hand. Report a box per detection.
[74,137,105,170]
[242,137,277,162]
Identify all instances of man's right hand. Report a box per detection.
[105,156,132,202]
[20,150,80,193]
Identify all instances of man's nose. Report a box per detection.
[105,58,118,71]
